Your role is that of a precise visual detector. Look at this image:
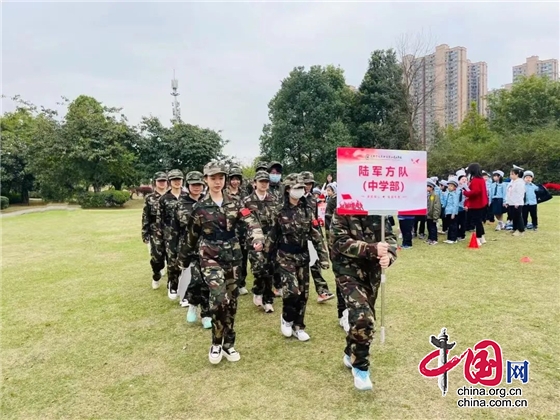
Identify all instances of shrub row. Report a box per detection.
[0,196,9,210]
[77,190,130,208]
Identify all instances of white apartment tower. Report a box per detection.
[513,56,558,81]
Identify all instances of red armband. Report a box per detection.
[312,219,319,227]
[240,208,251,217]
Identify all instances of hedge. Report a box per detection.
[0,196,9,210]
[77,190,130,208]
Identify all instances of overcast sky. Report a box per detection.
[3,2,559,163]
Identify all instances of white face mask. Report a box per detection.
[269,174,281,183]
[289,188,305,200]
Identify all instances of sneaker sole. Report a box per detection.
[209,353,223,364]
[222,352,241,362]
[343,356,352,369]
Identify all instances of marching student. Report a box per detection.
[456,170,468,241]
[505,167,526,237]
[482,171,494,223]
[443,179,460,244]
[523,170,539,231]
[490,170,506,230]
[439,180,449,234]
[398,214,415,249]
[426,179,442,245]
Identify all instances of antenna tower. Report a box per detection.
[171,70,181,123]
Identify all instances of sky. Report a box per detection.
[3,1,559,163]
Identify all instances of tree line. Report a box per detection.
[259,50,560,182]
[1,95,227,204]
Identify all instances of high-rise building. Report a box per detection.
[512,56,558,82]
[468,61,488,117]
[404,44,487,148]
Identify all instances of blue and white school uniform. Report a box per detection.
[490,182,505,215]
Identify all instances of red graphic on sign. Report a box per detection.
[337,194,367,215]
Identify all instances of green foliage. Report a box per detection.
[3,192,23,204]
[351,49,411,149]
[0,196,9,210]
[260,65,354,174]
[487,75,560,133]
[77,190,130,208]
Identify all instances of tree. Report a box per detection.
[260,65,354,174]
[351,49,411,150]
[137,116,227,179]
[487,75,560,133]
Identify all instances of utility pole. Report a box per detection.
[171,70,181,123]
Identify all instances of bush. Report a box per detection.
[77,190,130,208]
[0,196,9,210]
[4,192,23,204]
[29,191,42,199]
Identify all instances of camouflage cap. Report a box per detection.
[293,174,306,189]
[203,160,228,176]
[154,171,168,181]
[229,166,243,178]
[185,171,204,185]
[299,171,315,184]
[268,161,283,173]
[254,170,270,181]
[167,169,184,180]
[282,173,298,188]
[256,161,268,171]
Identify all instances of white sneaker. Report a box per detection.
[180,298,190,308]
[168,285,178,300]
[293,329,310,342]
[495,224,502,231]
[209,345,223,364]
[222,347,241,362]
[444,240,457,244]
[253,294,263,307]
[343,354,352,369]
[263,303,274,313]
[480,236,487,244]
[152,280,160,289]
[281,316,293,337]
[352,368,373,391]
[239,287,249,295]
[477,239,482,246]
[160,269,166,278]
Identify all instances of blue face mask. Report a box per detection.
[269,174,281,184]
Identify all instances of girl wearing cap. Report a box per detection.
[490,170,506,230]
[183,161,264,364]
[523,171,539,231]
[443,180,460,244]
[463,163,489,246]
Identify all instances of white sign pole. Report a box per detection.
[380,215,387,344]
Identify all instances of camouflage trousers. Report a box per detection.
[336,272,381,371]
[148,235,166,281]
[237,245,249,289]
[249,250,274,304]
[202,262,239,349]
[163,231,181,291]
[184,260,210,318]
[310,260,330,295]
[278,259,310,330]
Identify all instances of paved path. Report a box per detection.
[0,205,79,218]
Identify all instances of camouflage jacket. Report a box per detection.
[265,199,328,266]
[268,183,283,202]
[329,214,398,276]
[242,191,281,237]
[157,190,190,233]
[182,193,264,267]
[304,193,319,220]
[141,190,164,241]
[224,187,248,203]
[176,194,202,259]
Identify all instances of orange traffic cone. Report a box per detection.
[468,232,479,249]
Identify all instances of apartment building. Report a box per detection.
[404,44,487,148]
[513,56,558,81]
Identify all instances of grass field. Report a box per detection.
[2,200,559,419]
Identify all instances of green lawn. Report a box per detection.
[2,201,559,419]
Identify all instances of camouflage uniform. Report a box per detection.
[226,166,249,290]
[177,171,210,317]
[265,175,329,330]
[142,171,168,281]
[300,171,332,296]
[243,171,281,305]
[329,213,398,371]
[324,193,346,318]
[184,161,264,350]
[158,169,189,293]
